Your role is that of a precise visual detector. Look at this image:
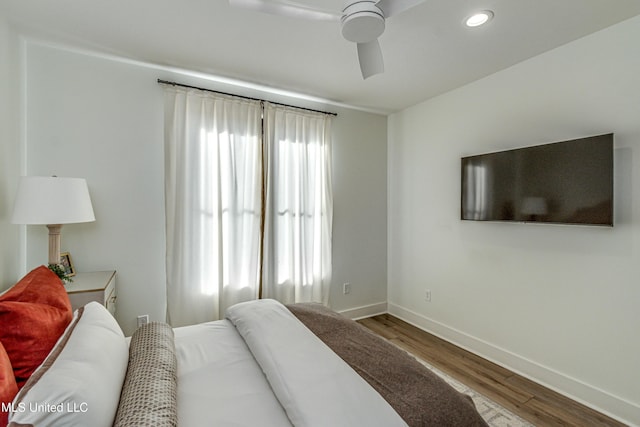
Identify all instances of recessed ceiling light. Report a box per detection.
[465,10,494,27]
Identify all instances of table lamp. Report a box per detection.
[11,176,96,267]
[521,196,548,221]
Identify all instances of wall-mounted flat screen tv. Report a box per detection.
[461,134,613,226]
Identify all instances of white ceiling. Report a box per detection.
[3,0,640,114]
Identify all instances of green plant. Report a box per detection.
[48,263,73,283]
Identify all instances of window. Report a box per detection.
[164,87,332,326]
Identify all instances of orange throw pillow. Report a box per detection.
[1,341,18,426]
[0,266,73,389]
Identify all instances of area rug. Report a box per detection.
[413,356,535,427]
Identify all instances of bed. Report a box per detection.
[1,267,488,427]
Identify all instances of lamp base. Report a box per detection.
[46,224,63,266]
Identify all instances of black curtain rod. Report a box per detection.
[157,79,337,117]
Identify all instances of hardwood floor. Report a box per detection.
[358,314,627,427]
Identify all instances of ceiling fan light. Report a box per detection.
[342,12,385,43]
[465,10,493,27]
[341,1,385,43]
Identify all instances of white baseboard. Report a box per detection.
[387,302,640,427]
[337,301,387,320]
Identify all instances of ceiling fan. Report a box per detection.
[228,0,426,79]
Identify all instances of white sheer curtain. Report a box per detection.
[262,103,333,305]
[164,87,262,327]
[463,163,489,220]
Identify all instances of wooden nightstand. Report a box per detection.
[65,270,117,315]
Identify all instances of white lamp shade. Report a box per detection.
[521,197,548,216]
[11,176,96,225]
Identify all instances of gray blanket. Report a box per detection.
[288,303,489,427]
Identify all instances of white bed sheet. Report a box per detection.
[173,319,292,426]
[226,299,408,427]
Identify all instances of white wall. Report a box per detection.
[388,16,640,425]
[331,108,388,315]
[20,42,388,334]
[0,14,22,289]
[24,44,167,336]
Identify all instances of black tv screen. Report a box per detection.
[461,134,613,226]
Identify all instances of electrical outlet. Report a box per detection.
[425,290,431,302]
[343,282,351,295]
[137,314,149,328]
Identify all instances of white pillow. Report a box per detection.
[9,302,128,427]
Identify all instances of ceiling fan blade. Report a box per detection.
[357,39,384,79]
[376,0,425,18]
[229,0,340,22]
